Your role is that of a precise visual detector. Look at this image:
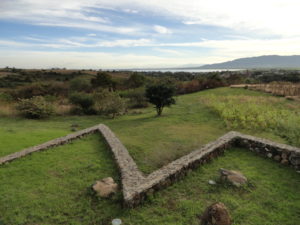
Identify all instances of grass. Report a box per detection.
[1,144,299,225]
[0,88,287,173]
[0,87,299,224]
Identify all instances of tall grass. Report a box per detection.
[247,82,300,96]
[201,95,300,146]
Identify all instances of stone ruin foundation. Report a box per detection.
[0,124,299,207]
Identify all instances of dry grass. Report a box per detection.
[231,82,300,97]
[0,102,17,116]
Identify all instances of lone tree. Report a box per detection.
[145,84,176,116]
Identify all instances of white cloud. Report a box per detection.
[97,38,152,47]
[0,50,203,69]
[87,33,97,37]
[2,1,300,37]
[1,37,300,68]
[153,48,182,55]
[123,9,139,14]
[153,25,172,34]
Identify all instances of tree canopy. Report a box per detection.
[145,84,176,116]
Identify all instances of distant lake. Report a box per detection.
[131,69,243,73]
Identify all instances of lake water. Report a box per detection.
[132,69,243,73]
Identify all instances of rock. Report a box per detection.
[92,177,118,198]
[281,152,288,159]
[208,180,217,185]
[112,218,122,225]
[219,168,247,187]
[273,155,281,161]
[200,202,232,225]
[267,153,273,158]
[281,159,289,165]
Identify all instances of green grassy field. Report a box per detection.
[0,87,299,224]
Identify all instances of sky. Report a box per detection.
[1,0,300,69]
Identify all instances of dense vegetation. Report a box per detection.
[1,67,299,120]
[201,95,300,146]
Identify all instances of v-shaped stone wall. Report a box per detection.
[1,124,299,207]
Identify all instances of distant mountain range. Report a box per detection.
[193,55,300,69]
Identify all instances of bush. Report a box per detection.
[0,92,13,102]
[16,96,54,119]
[119,88,148,108]
[9,82,69,99]
[91,72,115,90]
[126,72,146,88]
[69,92,95,115]
[93,89,126,118]
[69,77,91,92]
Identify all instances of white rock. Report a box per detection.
[208,180,216,185]
[112,218,122,225]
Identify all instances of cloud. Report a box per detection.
[87,33,97,37]
[153,48,182,55]
[2,1,300,37]
[123,9,139,14]
[153,25,172,34]
[0,50,203,69]
[97,38,152,47]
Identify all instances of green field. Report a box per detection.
[0,88,299,224]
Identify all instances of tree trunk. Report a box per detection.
[156,107,163,116]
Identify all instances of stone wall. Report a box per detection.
[0,125,299,208]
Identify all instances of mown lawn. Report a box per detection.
[0,87,299,224]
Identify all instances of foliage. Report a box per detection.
[91,72,115,90]
[201,95,300,146]
[119,87,148,108]
[9,82,69,99]
[93,89,126,118]
[16,96,54,119]
[126,72,146,88]
[145,84,176,116]
[69,77,91,92]
[69,92,95,115]
[0,92,13,102]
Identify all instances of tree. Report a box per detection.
[145,84,176,116]
[91,72,115,91]
[126,72,146,88]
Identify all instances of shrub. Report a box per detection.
[69,77,91,92]
[119,88,148,108]
[16,96,54,119]
[0,92,13,102]
[69,92,95,115]
[126,72,146,88]
[93,89,126,118]
[9,82,69,99]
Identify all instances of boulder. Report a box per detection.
[201,202,232,225]
[219,168,247,187]
[92,177,118,198]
